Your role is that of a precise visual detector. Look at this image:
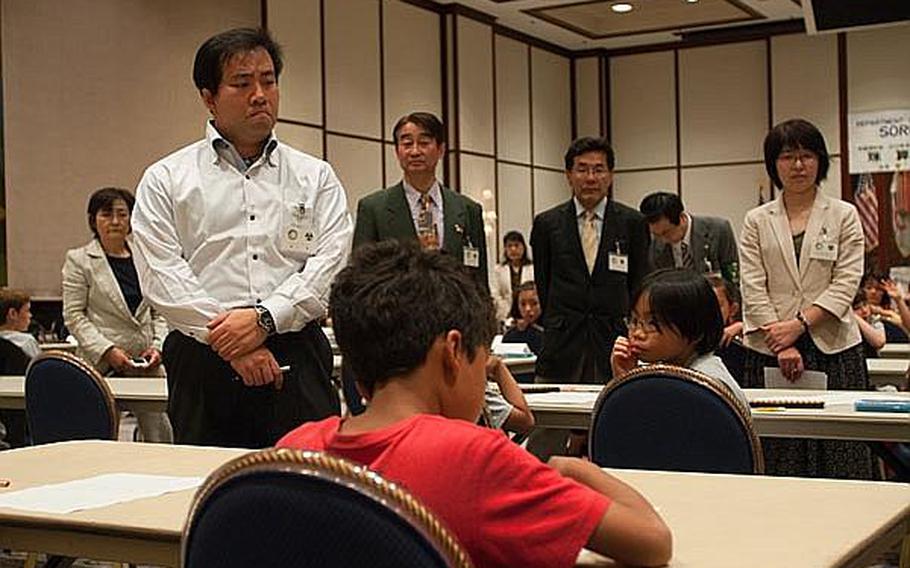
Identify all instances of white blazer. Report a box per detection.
[62,238,168,372]
[740,192,863,356]
[490,263,534,323]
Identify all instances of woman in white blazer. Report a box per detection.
[62,188,172,442]
[491,231,534,325]
[740,119,873,479]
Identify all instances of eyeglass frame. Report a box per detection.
[623,316,661,335]
[776,150,818,165]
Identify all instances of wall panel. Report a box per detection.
[574,56,601,138]
[531,48,572,169]
[497,163,533,243]
[848,25,910,112]
[383,0,442,140]
[679,42,767,165]
[459,154,497,272]
[275,122,324,159]
[612,169,677,212]
[269,0,322,126]
[457,17,494,155]
[495,35,531,164]
[681,164,766,238]
[533,169,569,215]
[611,51,676,170]
[771,34,838,146]
[326,135,383,215]
[324,0,381,138]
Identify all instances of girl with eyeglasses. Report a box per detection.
[611,268,748,408]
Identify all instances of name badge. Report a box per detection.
[810,240,837,262]
[279,202,316,257]
[463,245,480,268]
[809,227,837,262]
[608,253,629,273]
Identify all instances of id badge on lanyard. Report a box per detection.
[810,227,837,262]
[608,240,629,273]
[278,202,316,256]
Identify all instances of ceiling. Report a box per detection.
[432,0,805,50]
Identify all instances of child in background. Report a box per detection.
[708,276,747,384]
[852,292,886,358]
[0,288,40,360]
[502,280,543,355]
[279,241,672,568]
[484,355,535,434]
[611,269,749,408]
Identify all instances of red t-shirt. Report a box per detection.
[278,414,610,568]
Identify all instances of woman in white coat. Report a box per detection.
[491,231,534,326]
[740,119,872,479]
[62,187,172,442]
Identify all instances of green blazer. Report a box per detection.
[353,182,489,290]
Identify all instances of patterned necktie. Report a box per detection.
[680,241,694,270]
[582,210,598,273]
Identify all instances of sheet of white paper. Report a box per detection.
[0,473,203,514]
[526,392,598,405]
[493,342,531,356]
[763,368,827,390]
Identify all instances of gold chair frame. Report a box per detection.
[182,448,474,568]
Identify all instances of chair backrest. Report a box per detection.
[0,337,31,374]
[588,364,763,474]
[183,448,473,568]
[24,350,118,444]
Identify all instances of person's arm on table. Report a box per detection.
[486,356,534,433]
[549,456,672,567]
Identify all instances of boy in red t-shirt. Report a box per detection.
[278,241,671,568]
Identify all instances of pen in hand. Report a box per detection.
[231,365,291,382]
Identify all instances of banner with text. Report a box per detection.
[849,109,910,173]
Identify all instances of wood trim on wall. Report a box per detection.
[378,0,387,184]
[674,49,682,196]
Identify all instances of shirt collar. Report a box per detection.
[402,178,443,209]
[205,121,279,170]
[573,196,607,219]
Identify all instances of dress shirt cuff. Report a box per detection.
[260,297,312,335]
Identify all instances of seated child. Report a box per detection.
[0,288,40,360]
[483,355,534,433]
[279,241,672,568]
[708,276,747,385]
[611,269,749,409]
[502,281,543,356]
[852,291,886,358]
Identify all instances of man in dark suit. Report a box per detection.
[531,137,650,384]
[353,112,488,290]
[639,191,739,284]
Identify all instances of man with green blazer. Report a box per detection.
[353,112,488,291]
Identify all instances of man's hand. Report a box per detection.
[208,308,267,361]
[720,321,743,348]
[229,346,283,388]
[761,319,803,353]
[610,336,638,378]
[776,346,804,382]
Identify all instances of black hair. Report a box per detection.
[707,275,742,322]
[763,118,830,190]
[852,290,868,310]
[516,280,537,294]
[193,28,283,94]
[329,240,497,395]
[639,192,684,225]
[564,136,615,171]
[501,230,531,266]
[861,271,892,308]
[87,187,135,238]
[392,112,446,145]
[632,269,724,356]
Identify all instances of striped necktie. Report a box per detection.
[680,241,694,270]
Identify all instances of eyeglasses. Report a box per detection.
[623,316,660,334]
[777,151,818,165]
[571,166,610,177]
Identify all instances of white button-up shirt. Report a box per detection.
[131,122,353,343]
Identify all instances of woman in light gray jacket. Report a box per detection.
[63,187,172,442]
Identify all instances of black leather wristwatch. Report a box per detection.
[254,305,277,336]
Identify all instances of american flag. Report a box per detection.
[855,173,879,252]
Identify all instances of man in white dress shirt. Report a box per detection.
[131,28,352,447]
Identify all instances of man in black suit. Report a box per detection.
[531,137,650,384]
[639,191,739,284]
[353,112,488,290]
